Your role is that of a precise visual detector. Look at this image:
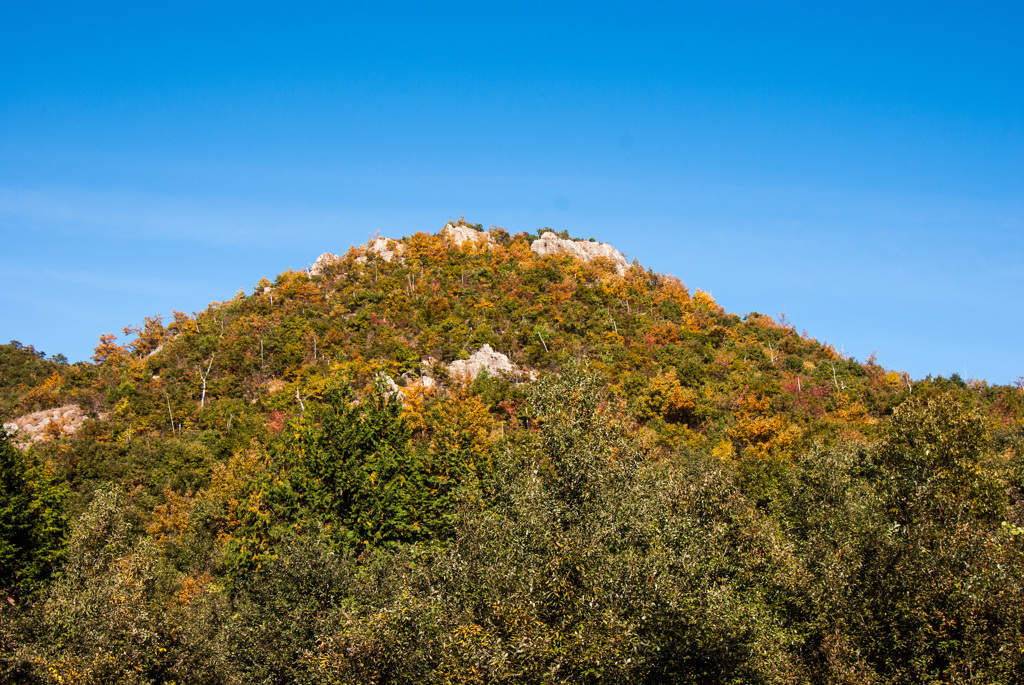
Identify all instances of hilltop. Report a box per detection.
[2,220,1023,684]
[5,221,1015,460]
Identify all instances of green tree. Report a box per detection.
[291,380,424,550]
[878,392,1003,525]
[0,430,68,597]
[852,393,1024,683]
[21,488,178,683]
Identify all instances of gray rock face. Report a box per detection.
[309,252,342,276]
[448,344,516,380]
[530,232,628,275]
[375,372,401,397]
[402,375,436,391]
[440,223,495,249]
[313,236,408,275]
[3,404,93,449]
[362,237,405,263]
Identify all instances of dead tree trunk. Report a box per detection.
[197,354,215,408]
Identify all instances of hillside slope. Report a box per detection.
[4,222,969,448]
[2,221,1023,684]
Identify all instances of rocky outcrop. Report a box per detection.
[309,252,342,277]
[440,223,495,249]
[530,232,628,275]
[3,404,92,448]
[358,237,406,264]
[448,344,517,380]
[313,236,409,274]
[375,372,400,397]
[406,375,437,390]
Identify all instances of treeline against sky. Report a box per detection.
[2,223,1023,683]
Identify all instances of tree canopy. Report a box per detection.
[2,223,1022,683]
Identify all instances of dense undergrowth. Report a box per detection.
[2,222,1023,683]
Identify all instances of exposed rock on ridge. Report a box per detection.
[308,252,341,277]
[310,225,631,280]
[530,231,629,275]
[440,223,495,249]
[311,237,409,275]
[361,237,406,263]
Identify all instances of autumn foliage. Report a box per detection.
[1,222,1023,683]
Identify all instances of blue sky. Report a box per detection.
[1,2,1021,383]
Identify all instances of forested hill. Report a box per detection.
[2,221,1023,684]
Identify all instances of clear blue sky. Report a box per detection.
[2,2,1021,383]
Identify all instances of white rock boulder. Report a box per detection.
[375,372,400,397]
[530,231,628,275]
[309,252,342,276]
[448,344,516,380]
[3,404,92,449]
[363,237,405,263]
[440,223,496,249]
